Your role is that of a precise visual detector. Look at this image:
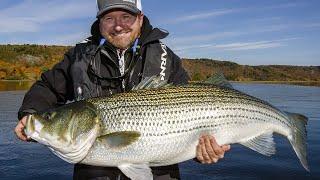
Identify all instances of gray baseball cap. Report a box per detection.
[96,0,142,18]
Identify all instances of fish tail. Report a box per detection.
[285,111,309,171]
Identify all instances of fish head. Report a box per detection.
[24,101,101,163]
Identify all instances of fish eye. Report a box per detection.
[44,112,56,120]
[44,113,51,120]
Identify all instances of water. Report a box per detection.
[0,81,33,91]
[0,91,73,180]
[0,84,319,180]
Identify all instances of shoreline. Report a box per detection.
[190,80,320,87]
[0,80,34,91]
[230,81,320,87]
[0,80,319,92]
[0,80,35,82]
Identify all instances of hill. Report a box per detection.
[0,44,70,80]
[0,45,319,85]
[182,58,320,82]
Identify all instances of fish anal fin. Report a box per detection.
[118,163,153,180]
[97,131,140,149]
[240,132,276,156]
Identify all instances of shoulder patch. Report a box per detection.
[78,38,91,44]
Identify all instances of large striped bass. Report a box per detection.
[24,75,309,180]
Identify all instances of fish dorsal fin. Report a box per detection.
[118,163,153,180]
[204,72,233,88]
[240,132,276,156]
[132,76,170,90]
[97,131,140,149]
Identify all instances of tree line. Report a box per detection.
[0,44,70,80]
[182,58,320,83]
[0,45,319,83]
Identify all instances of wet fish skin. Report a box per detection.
[24,82,309,180]
[84,85,308,168]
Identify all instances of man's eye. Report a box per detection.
[103,17,113,22]
[123,15,134,21]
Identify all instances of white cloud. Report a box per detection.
[262,2,305,10]
[162,9,241,25]
[214,41,283,51]
[171,31,242,45]
[173,38,299,52]
[0,0,96,33]
[49,32,90,45]
[167,26,292,49]
[172,9,236,23]
[0,17,39,33]
[163,2,305,25]
[301,22,320,28]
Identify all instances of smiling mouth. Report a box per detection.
[112,31,131,36]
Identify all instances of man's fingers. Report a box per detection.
[15,125,27,141]
[222,145,231,152]
[20,116,27,126]
[210,136,225,158]
[14,116,29,141]
[203,135,218,163]
[200,137,212,163]
[196,135,231,164]
[196,143,204,163]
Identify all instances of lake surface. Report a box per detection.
[0,81,33,91]
[0,83,319,180]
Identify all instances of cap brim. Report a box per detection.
[97,4,140,18]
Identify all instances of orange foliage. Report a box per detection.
[1,45,319,83]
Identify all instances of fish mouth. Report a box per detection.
[24,114,34,138]
[49,124,101,164]
[24,113,100,164]
[24,114,47,145]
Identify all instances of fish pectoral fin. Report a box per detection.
[97,131,140,149]
[240,132,276,156]
[118,163,153,180]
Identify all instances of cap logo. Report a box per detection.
[96,0,142,18]
[123,0,135,4]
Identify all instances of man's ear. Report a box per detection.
[98,20,103,33]
[139,13,144,27]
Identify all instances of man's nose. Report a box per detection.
[113,19,124,31]
[114,24,124,32]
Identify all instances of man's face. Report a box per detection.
[99,9,144,50]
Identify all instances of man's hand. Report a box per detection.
[196,135,230,164]
[14,116,31,141]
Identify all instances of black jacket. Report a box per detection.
[18,17,189,179]
[18,17,189,119]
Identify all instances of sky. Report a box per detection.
[0,0,319,66]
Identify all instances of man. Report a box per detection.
[15,0,230,179]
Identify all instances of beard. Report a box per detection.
[103,27,141,50]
